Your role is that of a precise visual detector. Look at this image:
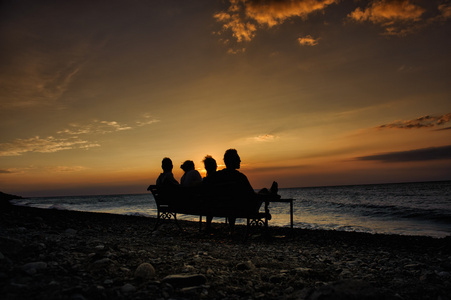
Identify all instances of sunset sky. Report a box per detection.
[1,0,450,197]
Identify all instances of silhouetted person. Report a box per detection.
[216,149,255,194]
[214,149,279,228]
[150,157,179,189]
[201,155,218,230]
[211,149,257,227]
[202,155,217,180]
[180,160,202,187]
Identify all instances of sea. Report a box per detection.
[10,181,451,239]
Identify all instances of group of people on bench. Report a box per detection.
[149,148,278,230]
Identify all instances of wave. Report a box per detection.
[295,198,451,224]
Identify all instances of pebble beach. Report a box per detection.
[1,199,450,300]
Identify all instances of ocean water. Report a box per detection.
[11,181,451,238]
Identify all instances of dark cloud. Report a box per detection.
[377,113,451,129]
[356,145,451,162]
[0,170,12,174]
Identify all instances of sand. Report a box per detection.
[1,203,450,299]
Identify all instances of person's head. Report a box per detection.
[203,155,217,175]
[223,149,241,170]
[161,157,173,172]
[180,160,195,172]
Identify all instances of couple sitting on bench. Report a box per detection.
[148,149,279,231]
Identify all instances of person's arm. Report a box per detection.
[239,173,256,195]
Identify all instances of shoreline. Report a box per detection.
[1,204,450,299]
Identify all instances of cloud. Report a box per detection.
[135,115,161,127]
[347,0,426,35]
[246,164,310,172]
[227,47,247,55]
[0,136,100,157]
[50,166,88,172]
[377,113,451,129]
[58,120,132,135]
[59,116,159,135]
[438,3,451,19]
[214,0,338,43]
[0,115,159,157]
[356,145,451,162]
[214,0,450,49]
[250,134,278,142]
[0,35,91,109]
[0,169,13,174]
[298,35,319,46]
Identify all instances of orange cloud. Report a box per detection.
[245,0,338,27]
[377,113,451,129]
[438,3,451,19]
[250,134,277,142]
[0,136,100,157]
[0,116,159,156]
[348,0,426,35]
[298,35,319,46]
[214,0,338,43]
[214,10,257,42]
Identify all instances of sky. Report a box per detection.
[1,0,450,197]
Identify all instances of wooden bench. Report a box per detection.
[147,185,272,234]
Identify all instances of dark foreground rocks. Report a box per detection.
[0,205,450,299]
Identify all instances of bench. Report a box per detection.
[147,184,273,234]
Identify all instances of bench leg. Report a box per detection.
[154,211,184,232]
[245,218,250,237]
[172,213,183,232]
[228,217,236,233]
[153,210,162,231]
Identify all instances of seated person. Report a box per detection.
[180,160,202,187]
[201,155,218,230]
[202,155,217,181]
[207,149,278,227]
[149,157,179,189]
[148,157,180,203]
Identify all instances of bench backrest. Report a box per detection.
[149,184,264,214]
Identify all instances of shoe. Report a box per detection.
[270,181,278,194]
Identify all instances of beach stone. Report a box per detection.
[70,294,87,300]
[305,280,399,300]
[22,261,47,275]
[93,258,111,266]
[162,274,207,288]
[295,267,314,276]
[134,262,156,280]
[0,236,23,254]
[121,283,136,293]
[404,263,421,269]
[236,260,256,271]
[65,228,77,235]
[269,274,285,284]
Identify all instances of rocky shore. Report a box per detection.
[1,203,450,299]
